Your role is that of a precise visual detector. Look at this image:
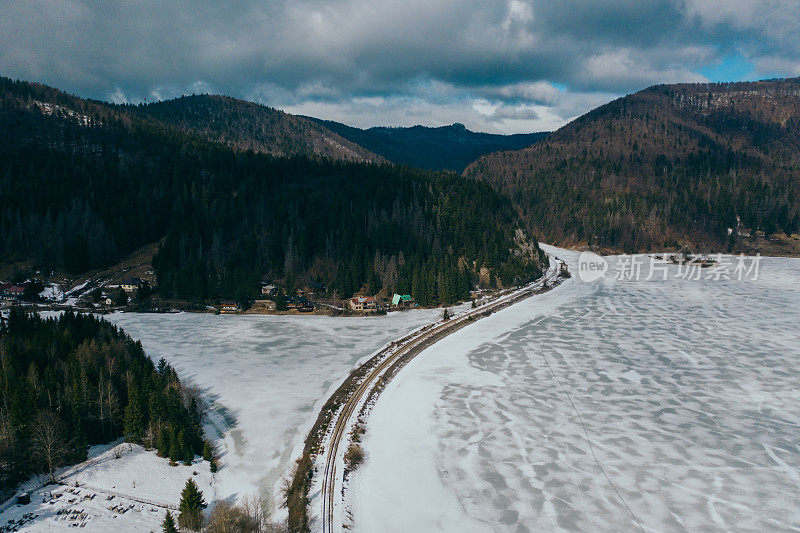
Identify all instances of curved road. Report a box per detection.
[319,258,565,532]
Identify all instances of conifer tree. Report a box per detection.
[157,429,171,457]
[123,385,144,440]
[178,478,206,531]
[162,511,178,533]
[274,292,288,311]
[169,429,184,463]
[202,441,214,462]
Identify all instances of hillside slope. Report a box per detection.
[131,95,383,163]
[465,78,800,253]
[308,119,547,171]
[0,77,546,303]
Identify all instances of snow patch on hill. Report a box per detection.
[1,443,213,532]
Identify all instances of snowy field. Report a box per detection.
[106,308,450,519]
[1,442,212,532]
[349,247,800,532]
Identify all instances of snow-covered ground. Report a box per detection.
[349,247,800,532]
[2,442,212,532]
[105,308,452,520]
[38,282,64,302]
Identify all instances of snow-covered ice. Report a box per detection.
[349,247,800,532]
[106,308,449,517]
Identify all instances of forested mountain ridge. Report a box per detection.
[464,78,800,252]
[0,76,547,304]
[130,95,384,163]
[307,118,548,172]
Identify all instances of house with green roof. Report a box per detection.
[391,293,414,307]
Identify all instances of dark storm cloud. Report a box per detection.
[1,0,799,132]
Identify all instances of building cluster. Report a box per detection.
[97,277,150,306]
[727,215,766,239]
[347,293,414,313]
[217,282,416,315]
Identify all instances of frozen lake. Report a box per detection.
[107,308,448,516]
[350,247,800,532]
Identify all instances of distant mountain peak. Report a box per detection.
[306,117,548,172]
[128,94,383,163]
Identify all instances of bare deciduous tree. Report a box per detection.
[31,410,68,483]
[206,495,286,533]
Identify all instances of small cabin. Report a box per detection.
[261,283,277,296]
[220,301,240,313]
[16,492,30,505]
[391,294,414,307]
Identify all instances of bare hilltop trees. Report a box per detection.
[30,411,68,483]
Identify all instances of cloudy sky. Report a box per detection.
[2,0,799,133]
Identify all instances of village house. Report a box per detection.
[349,295,381,313]
[1,284,25,302]
[391,293,414,307]
[261,283,277,296]
[120,277,144,293]
[253,299,277,310]
[287,295,314,311]
[220,301,240,313]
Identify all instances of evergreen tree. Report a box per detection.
[178,478,206,531]
[169,429,184,463]
[162,511,178,533]
[113,288,129,307]
[156,429,171,457]
[123,386,145,440]
[202,441,214,462]
[274,292,288,311]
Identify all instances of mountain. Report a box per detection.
[464,78,800,253]
[129,95,383,163]
[0,77,547,303]
[306,119,548,172]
